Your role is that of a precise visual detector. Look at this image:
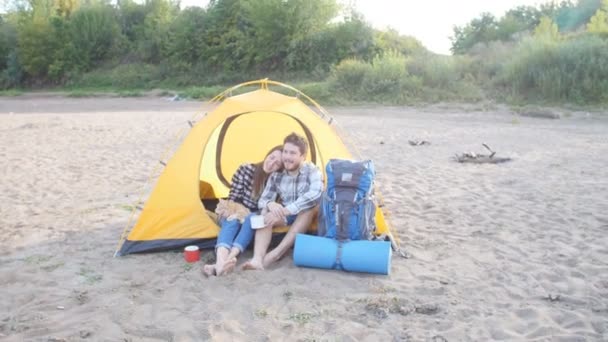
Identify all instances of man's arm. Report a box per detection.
[258,173,279,210]
[285,166,323,215]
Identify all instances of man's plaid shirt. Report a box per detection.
[258,162,323,215]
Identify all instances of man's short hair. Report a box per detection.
[283,132,308,156]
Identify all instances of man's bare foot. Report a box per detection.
[218,257,237,275]
[202,264,216,277]
[242,259,264,271]
[263,249,284,268]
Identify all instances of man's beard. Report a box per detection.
[283,160,300,172]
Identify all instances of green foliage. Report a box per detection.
[17,18,56,78]
[330,52,425,104]
[242,0,339,71]
[69,4,122,70]
[534,16,561,41]
[162,7,208,71]
[587,9,608,32]
[362,51,415,101]
[178,85,226,100]
[116,0,146,44]
[2,0,608,106]
[46,16,78,81]
[408,54,482,102]
[286,14,376,74]
[451,13,500,54]
[331,58,371,98]
[296,81,332,103]
[0,18,13,70]
[374,28,425,57]
[554,0,601,31]
[202,0,250,72]
[139,0,179,63]
[70,63,163,88]
[500,35,608,103]
[451,0,603,54]
[0,89,24,96]
[0,16,23,88]
[332,13,377,61]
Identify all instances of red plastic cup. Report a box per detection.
[184,245,200,263]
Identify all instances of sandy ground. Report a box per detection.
[0,96,607,341]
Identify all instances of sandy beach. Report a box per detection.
[1,96,607,341]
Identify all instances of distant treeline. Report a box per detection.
[450,0,608,104]
[1,0,608,105]
[0,0,423,86]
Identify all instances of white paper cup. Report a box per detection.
[250,215,266,229]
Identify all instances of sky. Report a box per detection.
[181,0,545,54]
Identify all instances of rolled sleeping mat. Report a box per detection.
[293,234,392,275]
[341,239,392,275]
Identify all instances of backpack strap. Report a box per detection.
[332,241,345,270]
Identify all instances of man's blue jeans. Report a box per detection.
[216,216,255,253]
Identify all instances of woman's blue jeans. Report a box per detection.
[216,216,255,253]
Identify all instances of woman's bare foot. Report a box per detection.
[218,257,237,275]
[242,258,264,271]
[202,264,216,277]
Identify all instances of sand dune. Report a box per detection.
[1,97,607,341]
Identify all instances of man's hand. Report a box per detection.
[263,211,283,228]
[267,202,286,220]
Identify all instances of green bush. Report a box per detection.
[501,35,608,103]
[0,51,22,89]
[330,58,371,98]
[70,63,163,89]
[296,82,332,103]
[362,51,412,100]
[178,85,226,100]
[408,53,483,102]
[69,5,122,70]
[330,51,482,104]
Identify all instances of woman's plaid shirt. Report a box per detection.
[228,163,258,211]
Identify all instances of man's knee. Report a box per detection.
[297,206,318,221]
[290,207,317,231]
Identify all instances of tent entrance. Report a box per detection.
[199,111,318,200]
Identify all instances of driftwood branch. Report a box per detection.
[454,144,512,164]
[408,140,431,146]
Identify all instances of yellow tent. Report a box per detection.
[115,80,393,256]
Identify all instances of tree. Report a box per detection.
[116,0,146,44]
[587,0,608,33]
[162,6,209,71]
[242,0,338,72]
[374,28,425,57]
[69,4,122,69]
[0,17,12,70]
[451,13,499,54]
[17,18,55,78]
[285,13,376,73]
[554,0,601,31]
[534,16,561,41]
[139,0,179,63]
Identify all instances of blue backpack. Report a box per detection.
[318,159,377,241]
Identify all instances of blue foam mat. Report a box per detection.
[293,234,391,275]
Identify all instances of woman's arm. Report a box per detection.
[228,165,248,203]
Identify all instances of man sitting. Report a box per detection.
[243,132,323,270]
